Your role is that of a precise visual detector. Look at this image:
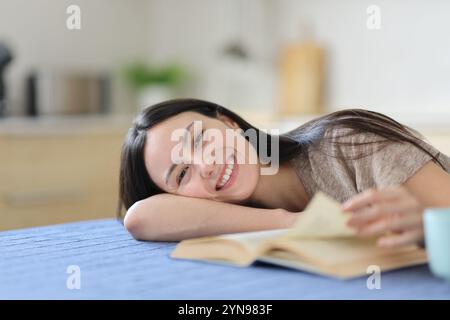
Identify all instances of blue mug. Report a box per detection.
[424,208,450,280]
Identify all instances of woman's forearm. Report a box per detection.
[124,193,297,242]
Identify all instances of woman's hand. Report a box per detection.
[342,186,425,248]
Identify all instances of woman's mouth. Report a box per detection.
[215,154,238,191]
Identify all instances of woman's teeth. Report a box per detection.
[217,160,234,190]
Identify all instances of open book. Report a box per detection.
[170,192,427,279]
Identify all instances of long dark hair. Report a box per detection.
[117,98,443,219]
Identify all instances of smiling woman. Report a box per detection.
[118,98,450,246]
[141,110,262,203]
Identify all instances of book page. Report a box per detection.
[259,192,427,278]
[283,192,356,239]
[172,192,355,265]
[259,244,427,279]
[219,228,289,253]
[171,228,290,266]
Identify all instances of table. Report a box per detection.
[1,219,449,299]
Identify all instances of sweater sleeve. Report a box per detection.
[346,132,441,191]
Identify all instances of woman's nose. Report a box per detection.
[197,150,216,179]
[198,161,215,179]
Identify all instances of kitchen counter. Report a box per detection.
[0,114,132,136]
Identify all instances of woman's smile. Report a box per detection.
[215,153,238,192]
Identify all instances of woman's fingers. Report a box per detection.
[357,212,423,237]
[347,197,421,227]
[341,186,425,248]
[347,202,391,227]
[342,187,404,213]
[376,229,424,248]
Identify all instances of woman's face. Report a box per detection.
[143,111,260,203]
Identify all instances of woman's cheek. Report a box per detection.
[235,164,259,199]
[181,183,211,199]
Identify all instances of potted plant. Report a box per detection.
[124,62,186,109]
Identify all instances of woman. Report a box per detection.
[118,98,450,247]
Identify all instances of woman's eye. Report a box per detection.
[177,166,189,185]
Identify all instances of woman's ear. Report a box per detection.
[217,114,239,129]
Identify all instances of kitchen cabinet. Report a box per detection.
[0,116,130,230]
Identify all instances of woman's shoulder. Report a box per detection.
[321,125,450,174]
[321,125,386,143]
[309,125,389,159]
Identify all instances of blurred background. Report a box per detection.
[0,0,449,230]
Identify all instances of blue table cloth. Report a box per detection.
[0,219,449,299]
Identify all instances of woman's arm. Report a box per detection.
[124,193,298,241]
[402,160,450,207]
[343,161,450,247]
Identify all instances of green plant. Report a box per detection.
[124,63,186,90]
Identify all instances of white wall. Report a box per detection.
[145,0,275,98]
[275,0,450,118]
[145,0,450,119]
[0,0,149,115]
[2,0,449,119]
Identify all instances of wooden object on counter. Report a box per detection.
[279,42,325,116]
